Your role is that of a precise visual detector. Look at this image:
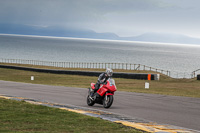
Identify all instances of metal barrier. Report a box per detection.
[0,58,172,77]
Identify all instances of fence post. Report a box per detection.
[136,64,140,70]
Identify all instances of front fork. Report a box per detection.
[105,95,108,101]
[105,92,114,101]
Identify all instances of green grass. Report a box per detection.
[0,64,200,98]
[0,64,199,132]
[0,98,142,133]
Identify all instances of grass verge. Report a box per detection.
[0,64,200,98]
[0,98,142,133]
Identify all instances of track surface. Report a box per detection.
[0,80,200,131]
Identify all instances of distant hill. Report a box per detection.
[121,32,200,44]
[1,23,200,44]
[0,23,119,40]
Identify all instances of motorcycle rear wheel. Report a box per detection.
[103,95,113,108]
[87,96,95,106]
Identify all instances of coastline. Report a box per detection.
[1,33,200,47]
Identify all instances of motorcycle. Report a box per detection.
[87,78,117,108]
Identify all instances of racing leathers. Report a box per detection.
[91,73,110,98]
[94,72,109,92]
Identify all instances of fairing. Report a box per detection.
[96,78,117,96]
[91,83,95,89]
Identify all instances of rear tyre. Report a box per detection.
[103,95,113,108]
[87,96,95,106]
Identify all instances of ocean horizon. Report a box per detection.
[1,33,200,47]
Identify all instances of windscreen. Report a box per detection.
[108,78,116,86]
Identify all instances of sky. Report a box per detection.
[0,0,200,38]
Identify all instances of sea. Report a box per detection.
[0,34,200,78]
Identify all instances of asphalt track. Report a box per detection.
[0,80,200,131]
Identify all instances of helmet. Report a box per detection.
[106,68,113,77]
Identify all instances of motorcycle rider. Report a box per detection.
[90,68,113,100]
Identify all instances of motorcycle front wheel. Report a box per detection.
[103,95,113,108]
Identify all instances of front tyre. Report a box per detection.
[103,95,113,108]
[87,95,95,106]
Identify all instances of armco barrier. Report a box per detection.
[0,65,159,80]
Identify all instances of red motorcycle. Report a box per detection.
[87,78,117,108]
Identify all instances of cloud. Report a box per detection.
[0,0,200,38]
[0,0,177,23]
